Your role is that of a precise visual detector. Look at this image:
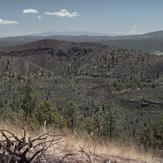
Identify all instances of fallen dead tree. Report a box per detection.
[0,129,61,163]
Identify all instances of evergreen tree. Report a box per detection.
[64,100,80,132]
[92,103,120,141]
[35,100,64,128]
[141,116,163,149]
[20,81,38,120]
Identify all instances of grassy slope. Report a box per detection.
[0,122,161,163]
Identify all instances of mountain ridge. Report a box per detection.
[1,30,163,52]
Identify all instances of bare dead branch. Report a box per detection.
[60,153,74,163]
[79,147,92,163]
[0,129,61,163]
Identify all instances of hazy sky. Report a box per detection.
[0,0,163,37]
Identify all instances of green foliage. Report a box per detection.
[141,116,163,149]
[94,104,120,140]
[82,116,95,134]
[20,82,38,120]
[64,100,80,132]
[83,103,121,141]
[35,100,64,128]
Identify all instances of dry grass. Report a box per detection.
[0,122,161,163]
[62,134,159,163]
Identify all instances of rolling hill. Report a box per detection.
[1,31,163,52]
[0,39,163,141]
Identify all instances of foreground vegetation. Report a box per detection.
[0,122,161,163]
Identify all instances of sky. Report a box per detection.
[0,0,163,37]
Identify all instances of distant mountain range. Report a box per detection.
[1,30,163,52]
[33,31,119,36]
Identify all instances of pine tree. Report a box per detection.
[64,100,80,133]
[92,103,120,141]
[20,81,38,120]
[35,100,64,128]
[141,116,163,150]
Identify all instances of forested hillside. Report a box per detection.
[0,39,163,153]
